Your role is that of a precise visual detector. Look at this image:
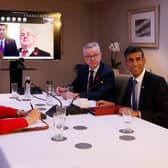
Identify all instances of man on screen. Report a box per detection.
[0,23,19,56]
[19,27,51,57]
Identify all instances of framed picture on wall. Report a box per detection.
[128,6,159,48]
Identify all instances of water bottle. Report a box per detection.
[46,80,53,105]
[24,76,31,100]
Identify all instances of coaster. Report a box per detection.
[75,143,92,149]
[9,96,18,99]
[38,107,47,111]
[73,125,88,130]
[124,121,131,124]
[51,136,67,142]
[119,135,136,141]
[22,98,31,101]
[35,103,46,106]
[64,126,69,130]
[119,128,134,134]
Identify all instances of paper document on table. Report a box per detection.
[28,120,48,128]
[73,99,96,108]
[19,120,49,132]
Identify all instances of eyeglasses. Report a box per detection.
[126,57,144,63]
[84,54,99,59]
[20,32,34,37]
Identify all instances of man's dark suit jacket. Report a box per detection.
[4,38,19,56]
[29,47,50,56]
[123,71,168,128]
[71,62,116,101]
[19,47,50,56]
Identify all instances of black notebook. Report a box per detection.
[45,104,88,117]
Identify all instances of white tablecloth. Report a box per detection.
[0,94,168,168]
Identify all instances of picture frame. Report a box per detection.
[128,6,159,48]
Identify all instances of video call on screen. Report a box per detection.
[0,10,62,60]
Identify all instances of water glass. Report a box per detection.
[46,81,54,105]
[11,83,18,98]
[51,106,67,141]
[122,108,132,124]
[119,108,134,134]
[24,76,31,101]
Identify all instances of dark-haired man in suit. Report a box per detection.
[19,27,50,57]
[97,46,168,128]
[56,42,116,101]
[0,24,19,56]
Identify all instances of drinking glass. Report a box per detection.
[10,83,18,98]
[119,108,134,134]
[51,106,67,141]
[23,76,31,101]
[51,84,56,96]
[46,81,54,105]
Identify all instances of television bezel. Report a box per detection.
[0,10,62,60]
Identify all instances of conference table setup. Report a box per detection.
[0,93,168,168]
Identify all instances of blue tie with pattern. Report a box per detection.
[132,79,138,110]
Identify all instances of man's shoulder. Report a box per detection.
[143,71,167,88]
[99,62,113,73]
[78,64,89,72]
[32,47,50,56]
[5,38,16,44]
[145,71,165,82]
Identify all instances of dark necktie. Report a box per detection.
[0,40,4,54]
[132,79,138,110]
[88,70,94,90]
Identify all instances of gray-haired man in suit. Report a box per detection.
[56,42,116,101]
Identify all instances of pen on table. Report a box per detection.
[30,102,47,119]
[30,102,34,110]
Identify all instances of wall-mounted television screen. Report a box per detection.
[0,10,62,60]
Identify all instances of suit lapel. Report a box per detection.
[4,39,10,55]
[4,39,8,51]
[94,62,103,84]
[139,71,150,110]
[127,78,133,106]
[84,66,89,91]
